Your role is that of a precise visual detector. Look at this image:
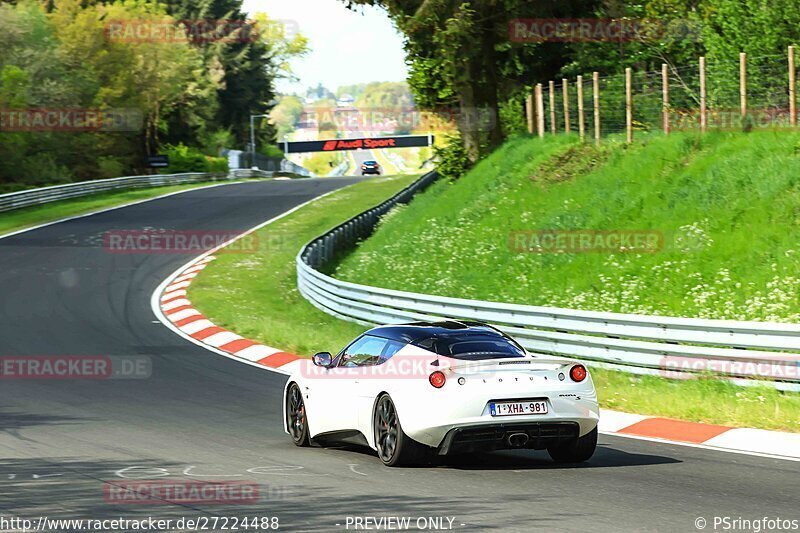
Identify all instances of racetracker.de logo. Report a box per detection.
[103,230,259,255]
[0,356,151,380]
[104,19,263,44]
[103,481,261,504]
[303,107,496,134]
[508,18,700,43]
[0,108,143,132]
[509,230,664,254]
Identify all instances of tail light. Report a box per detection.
[569,364,587,382]
[429,371,446,388]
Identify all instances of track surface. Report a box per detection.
[0,179,797,532]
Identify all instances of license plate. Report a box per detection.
[490,400,548,417]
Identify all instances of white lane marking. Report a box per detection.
[161,289,187,301]
[165,308,202,321]
[703,427,800,458]
[236,344,282,362]
[162,298,191,311]
[598,409,648,433]
[165,280,192,291]
[173,272,198,283]
[0,181,247,241]
[179,319,216,335]
[348,464,368,477]
[601,431,800,462]
[182,264,209,274]
[203,331,243,348]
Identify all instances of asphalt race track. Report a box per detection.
[0,178,797,532]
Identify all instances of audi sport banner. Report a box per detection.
[278,135,432,154]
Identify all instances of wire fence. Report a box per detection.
[531,48,800,141]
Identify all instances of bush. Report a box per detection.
[206,156,228,172]
[260,144,285,159]
[159,144,214,173]
[432,135,472,180]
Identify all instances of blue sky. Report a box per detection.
[243,0,409,94]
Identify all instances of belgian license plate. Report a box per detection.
[490,400,548,417]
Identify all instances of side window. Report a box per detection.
[339,335,390,367]
[381,340,405,362]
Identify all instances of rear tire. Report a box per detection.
[286,383,310,447]
[374,395,429,467]
[547,426,597,463]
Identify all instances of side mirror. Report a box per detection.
[312,352,333,368]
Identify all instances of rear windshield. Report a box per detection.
[415,333,526,360]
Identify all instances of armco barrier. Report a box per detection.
[0,168,304,214]
[297,171,800,391]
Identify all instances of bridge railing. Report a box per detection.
[297,171,800,391]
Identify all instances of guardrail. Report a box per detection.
[297,171,800,391]
[0,168,304,214]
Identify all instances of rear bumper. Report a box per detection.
[437,421,580,455]
[361,169,381,174]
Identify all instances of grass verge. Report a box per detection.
[188,174,419,356]
[0,180,243,237]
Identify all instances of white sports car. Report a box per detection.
[283,321,600,466]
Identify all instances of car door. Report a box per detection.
[309,334,390,435]
[353,338,407,440]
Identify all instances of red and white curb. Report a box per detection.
[599,409,800,460]
[151,215,800,463]
[157,255,304,375]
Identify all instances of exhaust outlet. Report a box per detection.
[506,432,529,447]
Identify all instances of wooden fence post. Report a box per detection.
[740,52,747,119]
[549,80,556,134]
[577,75,585,141]
[700,56,707,132]
[526,92,534,134]
[790,46,796,127]
[535,83,545,138]
[662,63,669,135]
[625,67,632,144]
[562,78,570,134]
[593,71,600,145]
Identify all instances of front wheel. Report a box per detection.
[374,395,429,467]
[547,426,597,463]
[286,383,310,447]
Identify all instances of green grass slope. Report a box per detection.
[335,132,800,323]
